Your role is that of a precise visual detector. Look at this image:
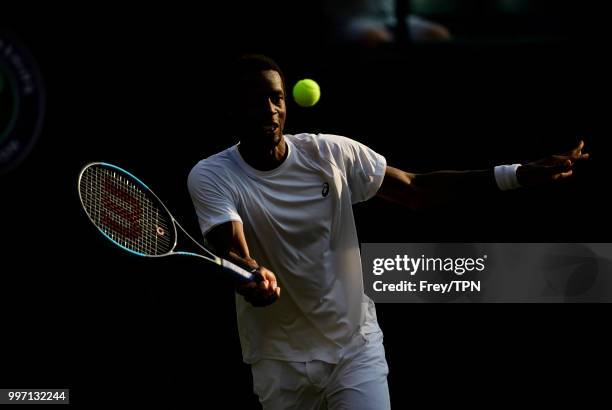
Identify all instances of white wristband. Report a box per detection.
[494,164,522,191]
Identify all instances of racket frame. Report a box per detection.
[78,162,256,281]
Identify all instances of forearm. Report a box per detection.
[204,221,279,305]
[378,166,498,210]
[413,169,498,208]
[226,250,259,271]
[205,222,259,271]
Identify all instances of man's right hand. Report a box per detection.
[237,267,281,307]
[205,221,281,307]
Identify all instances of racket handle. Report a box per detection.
[221,259,257,282]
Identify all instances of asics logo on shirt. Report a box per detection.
[322,182,330,197]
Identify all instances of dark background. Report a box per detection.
[1,1,610,407]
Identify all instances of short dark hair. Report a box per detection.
[232,54,286,94]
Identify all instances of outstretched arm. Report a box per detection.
[377,140,589,210]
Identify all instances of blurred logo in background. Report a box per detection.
[0,33,45,175]
[540,244,612,302]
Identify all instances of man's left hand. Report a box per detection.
[517,140,590,187]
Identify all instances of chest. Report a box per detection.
[244,168,334,216]
[234,165,343,245]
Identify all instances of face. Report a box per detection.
[233,69,286,149]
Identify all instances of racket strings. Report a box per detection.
[80,166,174,255]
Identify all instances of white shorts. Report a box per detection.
[251,330,390,410]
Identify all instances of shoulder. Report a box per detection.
[288,133,361,160]
[288,132,355,147]
[187,147,238,190]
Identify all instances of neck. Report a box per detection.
[238,136,288,171]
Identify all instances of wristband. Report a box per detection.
[494,164,522,191]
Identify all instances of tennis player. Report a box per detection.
[187,55,589,409]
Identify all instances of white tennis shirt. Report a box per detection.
[187,133,386,364]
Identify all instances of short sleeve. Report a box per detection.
[320,135,387,204]
[187,163,242,237]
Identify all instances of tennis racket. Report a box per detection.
[78,162,256,282]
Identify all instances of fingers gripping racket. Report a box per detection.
[78,162,256,282]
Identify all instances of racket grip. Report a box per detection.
[221,259,257,282]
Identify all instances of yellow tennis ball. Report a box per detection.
[292,79,320,107]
